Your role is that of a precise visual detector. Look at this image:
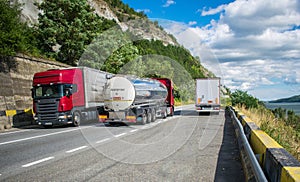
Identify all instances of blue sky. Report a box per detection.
[121,0,300,101]
[122,0,234,26]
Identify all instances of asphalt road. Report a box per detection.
[0,105,244,181]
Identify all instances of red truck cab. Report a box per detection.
[153,78,175,116]
[32,67,108,127]
[32,68,84,127]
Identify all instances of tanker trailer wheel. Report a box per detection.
[151,109,156,122]
[170,106,174,116]
[163,109,167,119]
[72,111,81,127]
[146,109,152,124]
[140,110,147,125]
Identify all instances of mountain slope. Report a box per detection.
[269,95,300,103]
[18,0,178,46]
[16,0,212,78]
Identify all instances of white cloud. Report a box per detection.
[163,0,176,8]
[222,0,300,36]
[159,0,300,100]
[200,4,227,16]
[188,21,197,26]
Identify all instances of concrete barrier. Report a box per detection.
[0,109,34,130]
[233,107,300,182]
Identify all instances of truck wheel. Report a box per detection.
[147,109,152,123]
[151,109,156,122]
[140,111,147,125]
[163,109,167,119]
[73,111,81,127]
[169,106,174,116]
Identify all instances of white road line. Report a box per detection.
[0,126,91,146]
[114,133,127,138]
[130,129,138,133]
[66,146,88,153]
[0,129,33,136]
[96,138,111,144]
[22,157,54,168]
[141,126,151,130]
[150,122,158,126]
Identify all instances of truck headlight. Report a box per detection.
[58,115,67,119]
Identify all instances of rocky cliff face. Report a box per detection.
[0,55,68,130]
[18,0,41,24]
[0,55,68,111]
[18,0,178,45]
[88,0,120,22]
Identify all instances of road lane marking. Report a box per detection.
[22,157,54,168]
[96,138,111,144]
[156,120,162,124]
[0,129,33,136]
[130,129,138,133]
[66,146,88,153]
[0,126,91,146]
[114,133,127,138]
[141,126,151,130]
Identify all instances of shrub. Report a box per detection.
[230,90,259,109]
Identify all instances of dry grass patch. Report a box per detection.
[237,105,300,161]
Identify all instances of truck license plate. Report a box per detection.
[109,112,125,119]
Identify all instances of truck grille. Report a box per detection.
[35,99,59,122]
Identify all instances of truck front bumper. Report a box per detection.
[35,112,73,126]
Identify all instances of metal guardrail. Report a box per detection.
[228,107,268,182]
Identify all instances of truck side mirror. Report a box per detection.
[65,88,72,97]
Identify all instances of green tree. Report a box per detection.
[0,0,39,72]
[0,0,32,56]
[230,90,259,109]
[104,43,139,73]
[103,0,147,21]
[36,0,115,65]
[79,26,134,70]
[133,39,207,79]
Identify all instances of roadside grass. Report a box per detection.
[237,105,300,161]
[175,96,230,107]
[174,99,194,106]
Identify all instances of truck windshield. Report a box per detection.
[33,84,63,99]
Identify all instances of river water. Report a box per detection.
[264,102,300,115]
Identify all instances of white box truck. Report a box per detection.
[195,78,220,113]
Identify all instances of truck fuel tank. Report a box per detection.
[104,76,168,111]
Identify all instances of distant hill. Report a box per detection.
[269,95,300,103]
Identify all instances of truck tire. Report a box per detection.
[140,111,147,125]
[163,109,167,119]
[151,109,156,122]
[146,109,152,123]
[169,106,174,116]
[73,111,81,127]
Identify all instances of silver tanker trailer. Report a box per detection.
[98,75,168,125]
